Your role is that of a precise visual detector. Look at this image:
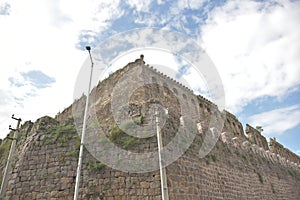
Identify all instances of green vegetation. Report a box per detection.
[211,154,217,162]
[0,139,12,161]
[57,152,65,161]
[130,179,137,185]
[64,117,75,126]
[122,137,140,149]
[205,159,210,165]
[189,143,196,151]
[271,183,276,194]
[242,154,247,161]
[16,133,22,141]
[87,159,105,172]
[44,123,77,144]
[43,172,50,178]
[134,115,144,125]
[288,169,294,177]
[255,126,264,132]
[109,124,140,150]
[257,172,263,184]
[203,154,218,164]
[226,146,231,154]
[66,137,80,158]
[88,182,95,191]
[102,182,109,190]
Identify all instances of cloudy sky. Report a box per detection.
[0,0,299,155]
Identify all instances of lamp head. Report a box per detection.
[86,46,91,51]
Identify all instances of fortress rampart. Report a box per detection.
[1,56,299,199]
[55,55,300,170]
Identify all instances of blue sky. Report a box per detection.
[0,0,299,155]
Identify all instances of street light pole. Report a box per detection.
[0,115,21,199]
[155,108,169,200]
[73,46,94,200]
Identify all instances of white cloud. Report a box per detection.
[248,104,300,135]
[1,0,299,141]
[0,0,128,139]
[200,0,300,113]
[0,2,11,15]
[45,0,72,28]
[177,0,206,10]
[126,0,152,12]
[0,0,107,138]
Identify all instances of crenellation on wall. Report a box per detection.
[143,60,200,103]
[168,128,300,200]
[197,95,218,109]
[219,128,299,173]
[245,124,269,150]
[269,138,300,165]
[222,110,245,138]
[140,57,299,172]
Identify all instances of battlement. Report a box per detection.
[224,110,238,120]
[269,138,300,165]
[144,63,194,96]
[222,110,244,138]
[126,57,299,165]
[58,55,300,166]
[220,132,300,170]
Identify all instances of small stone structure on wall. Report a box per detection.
[245,124,269,150]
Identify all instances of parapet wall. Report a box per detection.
[139,57,299,167]
[269,138,300,165]
[223,110,245,138]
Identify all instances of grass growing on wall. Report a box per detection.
[211,154,218,162]
[44,123,77,144]
[109,123,141,150]
[271,183,276,194]
[257,172,264,184]
[87,159,105,172]
[0,139,12,161]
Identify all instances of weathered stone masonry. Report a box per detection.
[0,56,299,199]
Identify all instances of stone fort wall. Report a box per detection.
[0,56,299,199]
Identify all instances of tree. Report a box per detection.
[255,126,264,132]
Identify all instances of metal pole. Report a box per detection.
[73,46,94,200]
[0,115,21,199]
[155,108,169,200]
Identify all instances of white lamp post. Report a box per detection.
[73,46,94,200]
